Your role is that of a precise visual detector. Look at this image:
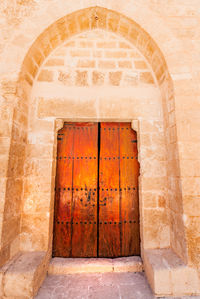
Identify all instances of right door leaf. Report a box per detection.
[99,122,140,257]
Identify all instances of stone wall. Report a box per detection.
[0,85,29,267]
[0,0,200,296]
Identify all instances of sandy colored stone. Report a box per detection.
[97,41,116,48]
[3,252,48,299]
[113,256,143,272]
[38,70,54,82]
[75,71,88,86]
[49,256,143,275]
[118,60,132,68]
[118,18,130,36]
[98,60,116,69]
[105,50,127,58]
[171,266,200,295]
[92,71,105,86]
[70,49,91,57]
[109,71,122,86]
[45,58,64,66]
[33,30,153,89]
[77,59,96,68]
[37,97,98,119]
[144,248,200,297]
[1,3,200,298]
[10,236,20,259]
[134,60,148,69]
[77,10,91,32]
[49,258,113,274]
[140,72,154,84]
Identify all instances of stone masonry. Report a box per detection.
[0,1,200,298]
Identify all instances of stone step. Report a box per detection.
[48,256,143,275]
[143,248,200,297]
[0,251,49,299]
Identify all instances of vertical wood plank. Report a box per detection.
[72,123,98,257]
[119,123,140,255]
[99,122,121,257]
[53,124,74,257]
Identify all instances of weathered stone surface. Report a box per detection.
[49,258,113,274]
[144,248,200,297]
[1,2,200,298]
[2,252,49,298]
[113,256,143,273]
[48,256,143,274]
[35,271,200,299]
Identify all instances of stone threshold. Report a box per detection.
[48,256,143,275]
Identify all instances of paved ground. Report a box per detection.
[35,272,200,299]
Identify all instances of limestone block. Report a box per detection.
[131,119,139,133]
[49,257,113,274]
[109,71,122,86]
[143,209,170,249]
[92,71,105,86]
[45,58,64,67]
[49,256,143,275]
[118,60,132,68]
[171,266,200,295]
[113,256,143,272]
[3,251,48,299]
[21,214,51,251]
[1,217,20,249]
[140,72,154,84]
[143,248,171,295]
[144,248,200,297]
[75,71,88,86]
[10,236,20,259]
[78,10,90,32]
[38,70,54,82]
[37,97,98,119]
[0,253,20,298]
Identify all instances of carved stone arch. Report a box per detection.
[20,6,170,88]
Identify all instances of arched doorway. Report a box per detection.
[14,5,193,297]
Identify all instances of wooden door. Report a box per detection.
[53,122,139,258]
[99,122,140,257]
[53,122,98,257]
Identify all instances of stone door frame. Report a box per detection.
[53,118,144,256]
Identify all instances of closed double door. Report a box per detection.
[53,122,140,258]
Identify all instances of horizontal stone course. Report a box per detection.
[36,30,155,87]
[20,7,166,87]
